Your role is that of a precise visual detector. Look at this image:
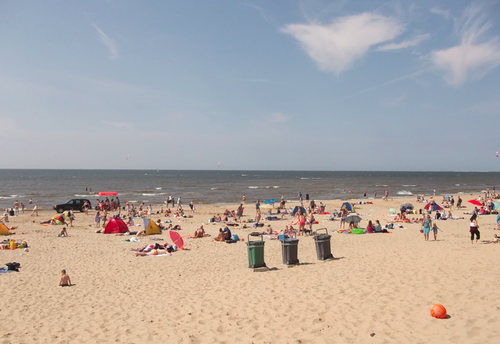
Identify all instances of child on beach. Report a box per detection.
[58,227,68,237]
[59,270,72,286]
[431,223,442,240]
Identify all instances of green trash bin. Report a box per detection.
[246,232,266,268]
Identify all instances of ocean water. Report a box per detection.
[0,169,499,210]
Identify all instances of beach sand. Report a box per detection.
[1,196,500,343]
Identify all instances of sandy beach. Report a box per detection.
[1,196,500,343]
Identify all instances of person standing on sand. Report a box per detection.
[340,207,348,230]
[30,204,38,216]
[470,213,480,244]
[421,214,432,241]
[95,210,101,228]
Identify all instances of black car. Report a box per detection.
[53,199,91,213]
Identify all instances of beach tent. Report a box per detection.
[103,217,129,234]
[143,219,161,235]
[400,203,414,213]
[341,202,354,212]
[0,223,11,235]
[291,206,307,216]
[424,203,443,211]
[51,214,65,225]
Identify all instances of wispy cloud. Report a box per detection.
[221,76,274,83]
[242,4,268,22]
[282,13,403,75]
[339,68,428,100]
[92,23,118,59]
[429,5,500,87]
[430,7,451,20]
[377,33,430,51]
[102,120,133,130]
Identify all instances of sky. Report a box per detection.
[1,0,500,171]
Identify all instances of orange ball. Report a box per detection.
[430,304,447,319]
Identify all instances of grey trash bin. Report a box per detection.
[313,228,334,260]
[281,237,299,265]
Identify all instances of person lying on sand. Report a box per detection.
[135,249,169,256]
[131,243,163,252]
[0,222,18,230]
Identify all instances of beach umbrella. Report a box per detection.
[291,206,307,216]
[495,203,500,211]
[345,214,362,224]
[400,203,414,213]
[468,200,482,206]
[169,230,184,250]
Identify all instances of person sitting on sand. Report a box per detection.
[490,234,500,243]
[59,269,72,287]
[1,209,9,223]
[156,219,165,230]
[58,227,68,237]
[366,220,375,233]
[213,228,226,242]
[262,224,273,234]
[223,226,231,240]
[193,225,205,238]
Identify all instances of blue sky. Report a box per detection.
[1,0,500,171]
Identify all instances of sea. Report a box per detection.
[0,169,499,210]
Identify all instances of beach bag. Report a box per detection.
[232,234,239,241]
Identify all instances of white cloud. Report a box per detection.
[282,13,403,75]
[269,112,291,123]
[377,34,429,51]
[429,5,500,86]
[92,23,119,59]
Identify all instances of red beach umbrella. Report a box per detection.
[468,200,482,206]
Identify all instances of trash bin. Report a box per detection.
[246,232,266,268]
[281,237,299,265]
[313,228,333,260]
